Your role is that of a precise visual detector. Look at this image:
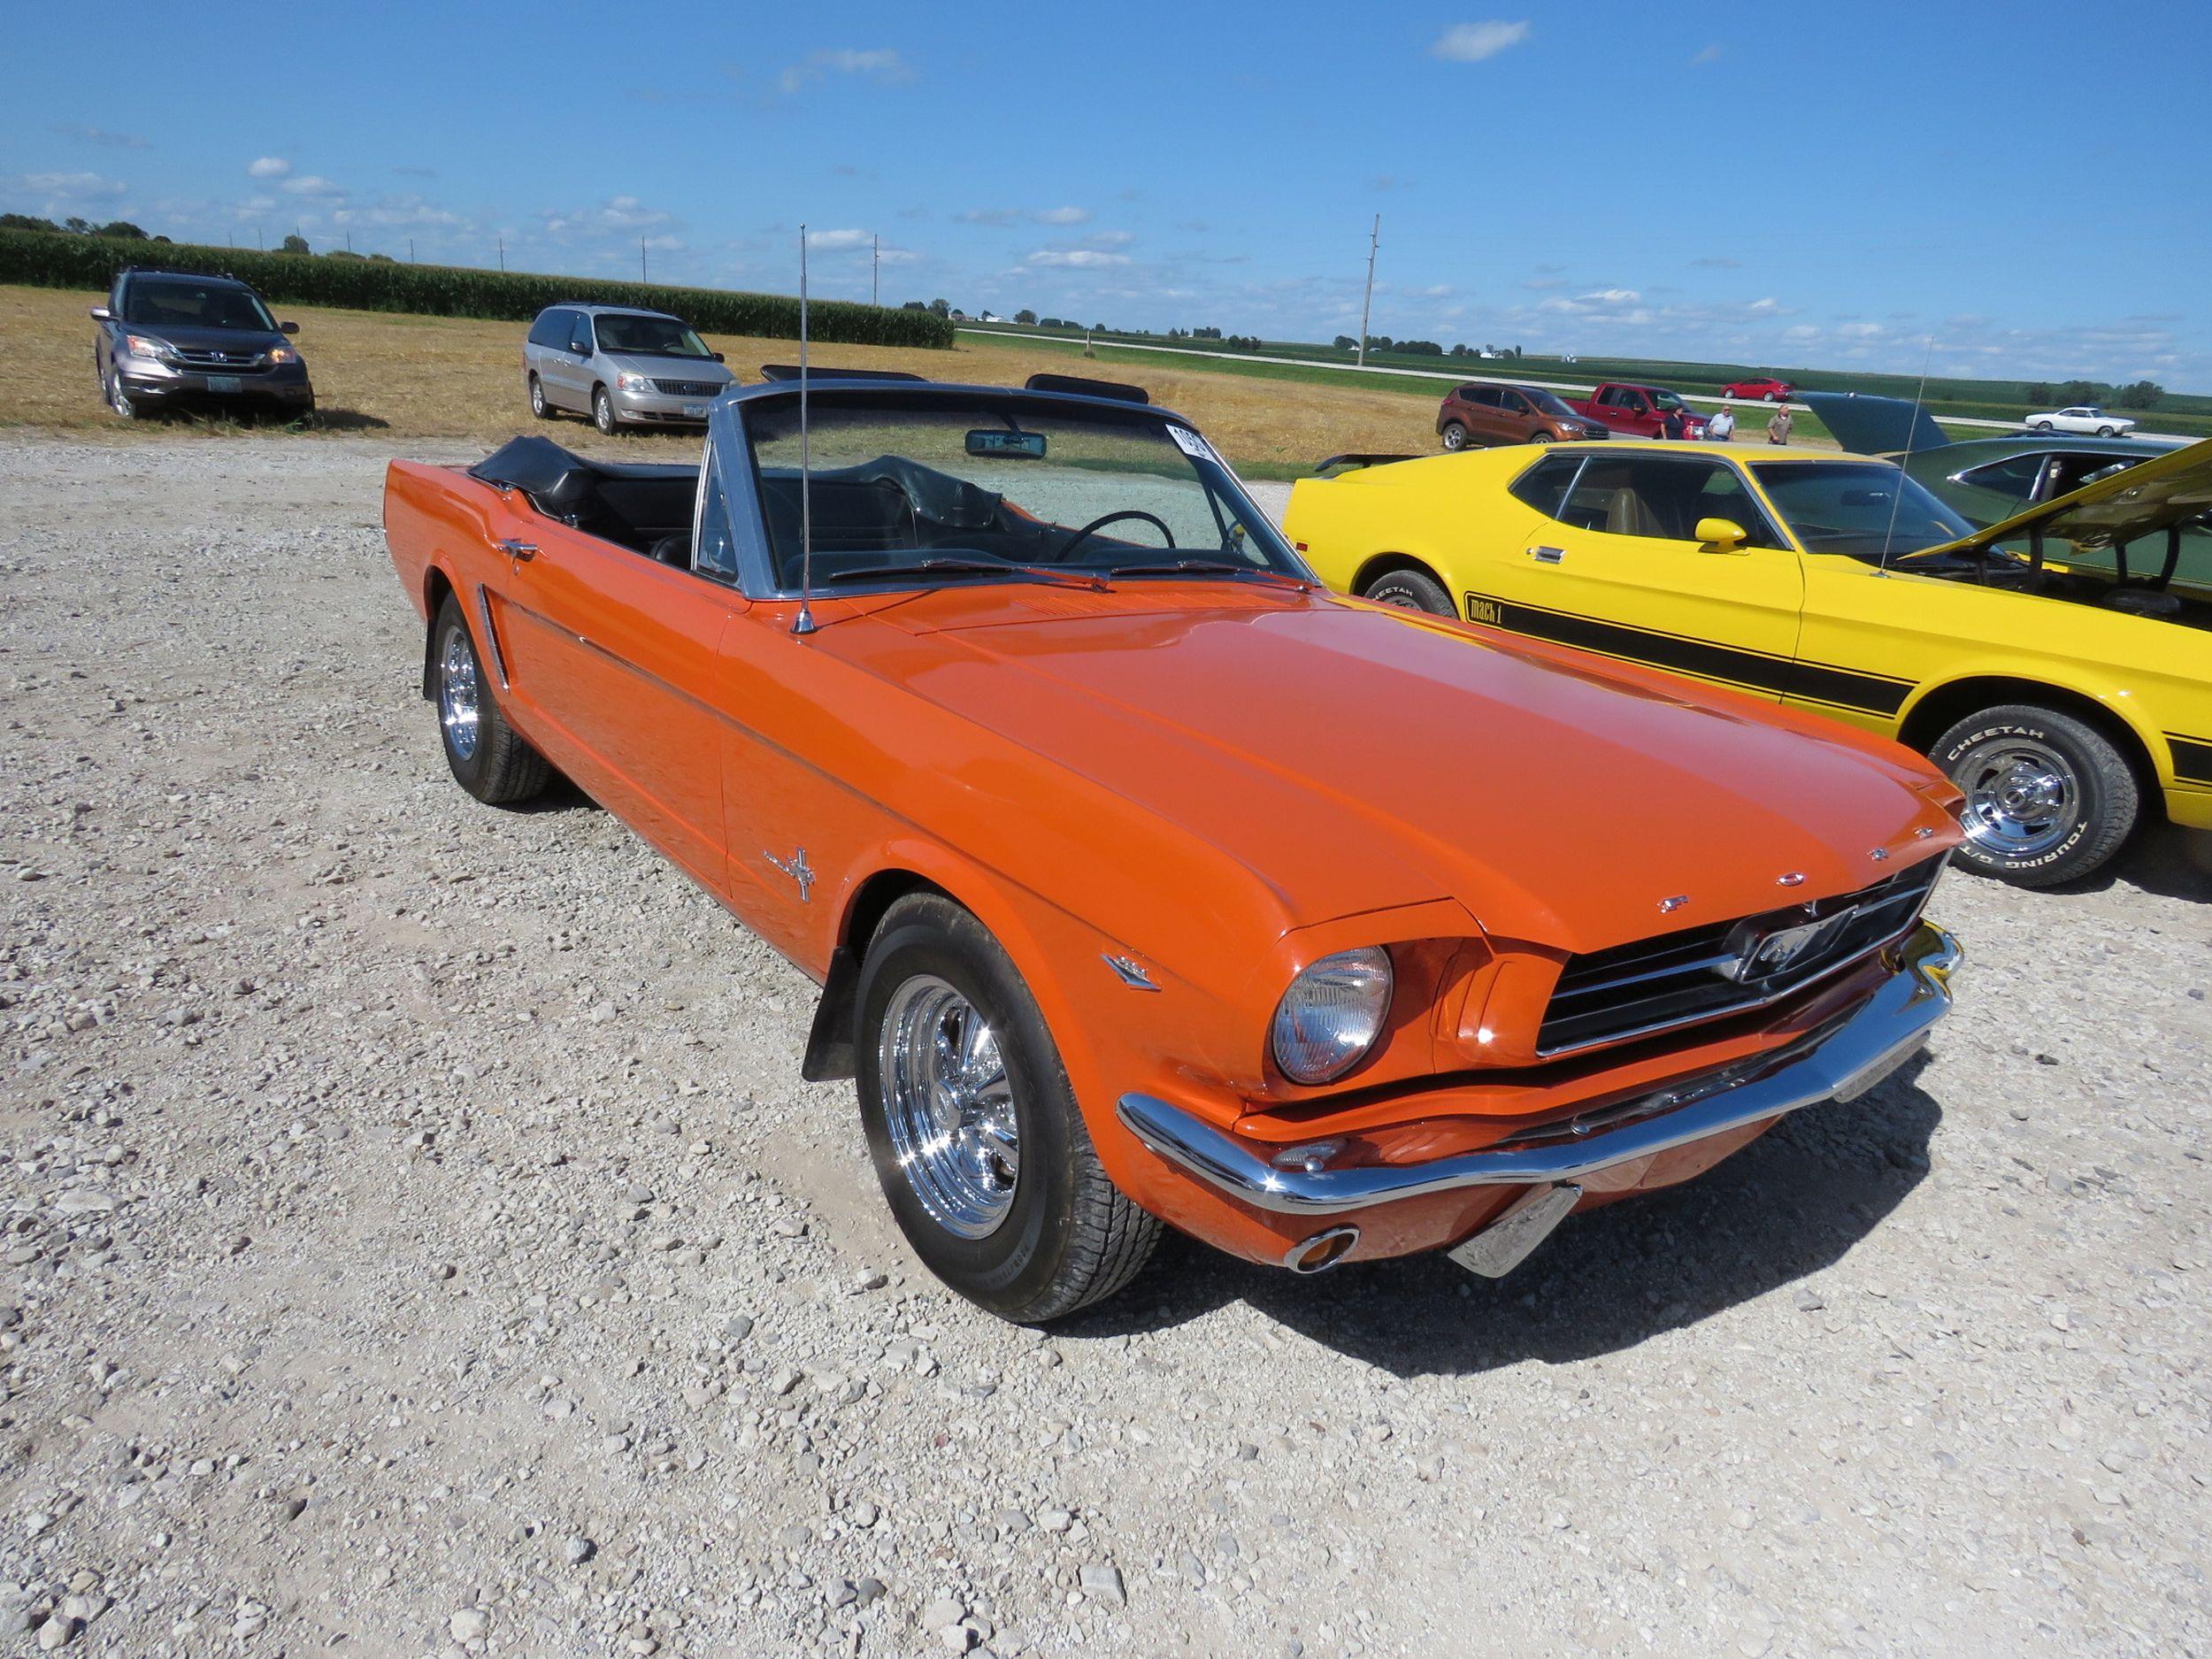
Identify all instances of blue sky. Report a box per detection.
[6,2,2208,388]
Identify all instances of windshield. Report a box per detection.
[741,394,1306,592]
[1750,461,1977,560]
[593,312,711,358]
[121,277,276,333]
[1653,391,1691,412]
[1527,388,1578,419]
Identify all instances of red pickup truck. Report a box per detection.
[1563,381,1708,439]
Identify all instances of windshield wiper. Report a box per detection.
[1105,558,1314,590]
[819,558,1107,590]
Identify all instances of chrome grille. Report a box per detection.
[173,346,266,370]
[651,378,721,396]
[1537,854,1945,1056]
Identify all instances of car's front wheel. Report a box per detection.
[2033,419,2055,432]
[529,373,552,420]
[1932,703,2139,887]
[1362,566,1455,616]
[1763,391,1779,402]
[431,595,550,805]
[855,893,1159,1323]
[1440,420,1469,451]
[593,385,619,435]
[2096,426,2117,438]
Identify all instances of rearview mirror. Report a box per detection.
[966,429,1048,459]
[280,320,299,335]
[1695,517,1748,552]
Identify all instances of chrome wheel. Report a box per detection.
[879,975,1018,1239]
[108,373,135,419]
[439,626,482,762]
[529,374,546,417]
[1955,737,2078,859]
[594,388,615,434]
[1440,422,1467,451]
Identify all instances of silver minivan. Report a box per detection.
[522,303,736,434]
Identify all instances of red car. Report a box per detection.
[1722,377,1795,402]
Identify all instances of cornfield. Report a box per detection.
[0,228,954,350]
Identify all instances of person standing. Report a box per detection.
[1707,405,1736,442]
[1765,405,1793,445]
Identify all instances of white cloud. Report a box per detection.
[1581,288,1640,304]
[957,205,1094,227]
[54,124,149,150]
[9,170,127,205]
[539,195,679,240]
[247,156,291,179]
[1430,21,1530,64]
[805,227,873,250]
[779,48,912,95]
[1690,43,1723,65]
[1086,229,1135,248]
[1027,249,1129,269]
[281,173,344,198]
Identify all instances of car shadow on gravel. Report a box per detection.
[1068,1057,1942,1377]
[2042,820,2212,903]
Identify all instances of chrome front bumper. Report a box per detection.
[1117,922,1960,1217]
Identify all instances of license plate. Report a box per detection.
[681,403,707,419]
[205,374,243,394]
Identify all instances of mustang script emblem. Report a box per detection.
[764,847,815,903]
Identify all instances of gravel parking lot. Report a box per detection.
[3,433,2209,1659]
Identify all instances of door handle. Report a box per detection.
[1526,545,1565,564]
[496,538,538,561]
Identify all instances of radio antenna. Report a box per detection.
[792,223,818,636]
[1877,334,1935,576]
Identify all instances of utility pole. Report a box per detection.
[409,236,415,263]
[345,229,353,253]
[256,227,264,251]
[641,236,648,283]
[498,234,505,273]
[1356,213,1379,368]
[872,234,879,306]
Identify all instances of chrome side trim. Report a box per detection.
[472,584,511,690]
[1114,923,1960,1216]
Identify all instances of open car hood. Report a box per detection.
[1799,391,1953,457]
[1899,436,2212,568]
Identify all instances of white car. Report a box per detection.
[2026,405,2137,437]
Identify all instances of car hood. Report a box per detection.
[127,322,286,355]
[603,352,733,382]
[1904,436,2212,567]
[1800,390,1954,457]
[828,586,1957,954]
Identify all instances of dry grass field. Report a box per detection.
[2,284,1441,472]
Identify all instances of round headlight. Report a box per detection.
[1271,948,1393,1085]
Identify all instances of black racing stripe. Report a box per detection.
[2169,733,2212,787]
[1464,593,1910,717]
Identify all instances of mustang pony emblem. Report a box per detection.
[764,847,815,903]
[1724,906,1856,983]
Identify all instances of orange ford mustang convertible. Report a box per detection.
[383,371,1965,1322]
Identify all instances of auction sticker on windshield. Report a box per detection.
[1166,424,1218,464]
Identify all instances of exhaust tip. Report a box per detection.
[1282,1225,1361,1275]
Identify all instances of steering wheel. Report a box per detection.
[1052,510,1176,563]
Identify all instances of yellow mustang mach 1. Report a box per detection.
[1286,439,2212,887]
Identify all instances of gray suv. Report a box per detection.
[523,303,735,434]
[91,267,314,420]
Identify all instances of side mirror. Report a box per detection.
[571,341,592,357]
[711,351,726,363]
[1695,517,1749,552]
[280,320,299,335]
[89,306,113,322]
